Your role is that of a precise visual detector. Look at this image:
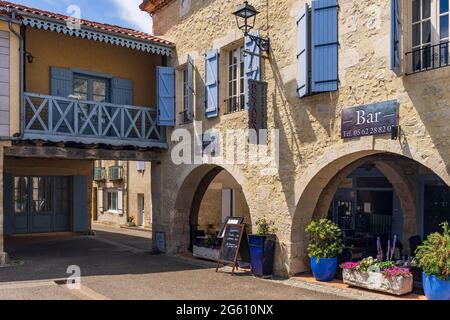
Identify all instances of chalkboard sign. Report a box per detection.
[216,224,250,275]
[217,216,244,238]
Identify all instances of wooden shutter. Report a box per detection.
[111,78,133,105]
[157,66,175,126]
[187,54,195,121]
[244,31,261,108]
[117,189,123,213]
[97,188,104,213]
[391,0,401,75]
[50,67,73,97]
[311,0,338,93]
[0,31,10,136]
[3,174,12,236]
[297,3,310,98]
[205,49,219,118]
[73,176,88,232]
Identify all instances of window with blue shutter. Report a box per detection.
[50,67,73,97]
[205,49,219,118]
[311,0,339,93]
[157,66,176,126]
[391,0,401,75]
[297,3,310,97]
[244,31,261,108]
[73,176,88,233]
[111,78,133,105]
[187,54,195,121]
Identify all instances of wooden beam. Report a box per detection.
[4,146,161,161]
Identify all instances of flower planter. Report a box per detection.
[249,235,276,278]
[192,245,219,261]
[311,257,338,282]
[342,269,413,296]
[422,272,450,300]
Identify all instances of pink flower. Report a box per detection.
[340,262,360,270]
[382,266,412,278]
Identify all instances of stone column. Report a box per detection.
[151,161,166,253]
[0,144,9,264]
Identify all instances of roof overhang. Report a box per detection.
[11,10,174,56]
[140,0,175,15]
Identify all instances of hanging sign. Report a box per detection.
[248,79,268,134]
[341,100,398,139]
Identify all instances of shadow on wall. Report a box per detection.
[402,72,450,179]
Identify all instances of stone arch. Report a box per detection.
[170,163,251,253]
[290,139,449,275]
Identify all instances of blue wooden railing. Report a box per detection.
[23,92,166,148]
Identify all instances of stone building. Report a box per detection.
[93,160,152,228]
[141,0,450,276]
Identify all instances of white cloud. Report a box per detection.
[110,0,153,34]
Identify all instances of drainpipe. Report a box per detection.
[0,9,25,141]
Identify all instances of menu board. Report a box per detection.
[216,224,250,275]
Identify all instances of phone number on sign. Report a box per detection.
[342,125,392,138]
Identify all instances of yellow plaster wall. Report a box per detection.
[25,28,162,107]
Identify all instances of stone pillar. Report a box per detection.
[0,144,9,265]
[151,161,166,253]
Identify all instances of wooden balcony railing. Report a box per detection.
[23,92,166,148]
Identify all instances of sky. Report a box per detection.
[7,0,153,33]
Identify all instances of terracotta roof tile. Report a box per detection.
[0,0,174,46]
[140,0,175,14]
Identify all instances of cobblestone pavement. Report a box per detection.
[0,225,348,300]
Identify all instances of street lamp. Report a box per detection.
[232,1,270,52]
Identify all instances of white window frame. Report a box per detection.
[226,46,245,114]
[410,0,450,71]
[107,190,119,213]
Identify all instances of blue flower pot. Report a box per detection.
[422,272,450,300]
[310,257,337,282]
[249,235,276,277]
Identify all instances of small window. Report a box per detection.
[226,47,245,114]
[182,67,190,123]
[73,74,110,102]
[107,191,119,211]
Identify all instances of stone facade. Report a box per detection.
[93,160,152,227]
[145,0,450,277]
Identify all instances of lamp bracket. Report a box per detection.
[247,33,270,52]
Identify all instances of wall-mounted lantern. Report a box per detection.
[232,1,270,52]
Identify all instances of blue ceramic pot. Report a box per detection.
[249,235,276,277]
[422,272,450,300]
[310,257,338,282]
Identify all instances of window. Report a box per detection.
[411,0,450,72]
[31,177,52,213]
[107,191,119,211]
[226,47,245,113]
[73,75,109,102]
[182,67,190,122]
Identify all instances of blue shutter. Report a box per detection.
[311,0,338,93]
[391,0,401,75]
[111,78,133,105]
[157,66,175,126]
[187,54,195,121]
[3,173,12,236]
[297,3,309,97]
[244,31,261,108]
[50,67,73,97]
[73,176,88,233]
[205,49,219,118]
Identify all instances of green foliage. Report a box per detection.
[305,219,344,261]
[415,222,450,280]
[255,217,277,236]
[357,257,376,272]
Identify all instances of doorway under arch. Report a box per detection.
[290,152,450,275]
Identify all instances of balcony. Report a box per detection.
[108,166,123,181]
[406,42,450,75]
[23,92,166,149]
[94,167,106,181]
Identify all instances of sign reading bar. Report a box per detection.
[341,100,398,139]
[216,224,250,275]
[248,79,268,136]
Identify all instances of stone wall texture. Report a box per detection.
[148,0,450,276]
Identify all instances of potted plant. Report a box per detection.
[306,219,344,282]
[415,222,450,300]
[248,217,277,278]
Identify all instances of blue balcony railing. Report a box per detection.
[23,92,166,148]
